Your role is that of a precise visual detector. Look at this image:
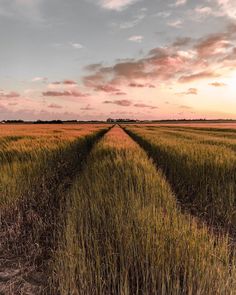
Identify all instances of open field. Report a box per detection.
[1,124,236,294]
[141,122,236,129]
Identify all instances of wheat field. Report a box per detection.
[0,123,236,294]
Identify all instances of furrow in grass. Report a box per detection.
[54,126,236,295]
[147,126,236,151]
[123,125,236,231]
[0,125,110,294]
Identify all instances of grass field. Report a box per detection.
[1,123,236,294]
[124,125,236,230]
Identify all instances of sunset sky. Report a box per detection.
[0,0,236,120]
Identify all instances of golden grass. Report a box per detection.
[0,124,111,294]
[53,126,236,295]
[124,125,236,228]
[0,124,108,207]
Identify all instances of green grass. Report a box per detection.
[53,126,236,295]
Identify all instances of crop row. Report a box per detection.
[53,126,236,295]
[124,125,236,229]
[0,125,110,294]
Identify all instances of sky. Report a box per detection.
[0,0,236,121]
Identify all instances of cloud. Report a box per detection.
[83,47,190,88]
[195,6,213,15]
[134,103,158,109]
[195,33,232,58]
[112,9,146,29]
[154,11,171,18]
[0,91,20,99]
[98,0,140,11]
[31,77,48,82]
[48,103,63,109]
[96,84,120,92]
[172,37,192,47]
[217,0,236,19]
[176,0,187,6]
[104,99,157,109]
[209,81,227,87]
[42,90,88,97]
[167,20,183,28]
[128,35,143,43]
[83,23,236,90]
[193,6,223,18]
[51,79,77,85]
[115,91,127,95]
[84,63,103,72]
[176,88,198,95]
[129,82,155,88]
[103,99,132,106]
[71,42,83,49]
[63,79,77,85]
[171,0,187,7]
[179,71,219,83]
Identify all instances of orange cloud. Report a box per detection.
[48,103,63,109]
[209,82,227,87]
[179,71,219,83]
[176,88,198,95]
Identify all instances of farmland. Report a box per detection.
[1,123,236,294]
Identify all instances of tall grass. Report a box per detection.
[54,126,236,295]
[0,124,108,207]
[124,125,236,229]
[0,124,110,294]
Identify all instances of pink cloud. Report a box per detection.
[42,90,88,97]
[63,80,77,85]
[0,91,20,99]
[48,103,63,109]
[134,103,158,109]
[179,71,219,83]
[82,23,236,90]
[103,99,132,106]
[114,92,127,95]
[195,34,232,58]
[95,84,120,93]
[129,82,156,88]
